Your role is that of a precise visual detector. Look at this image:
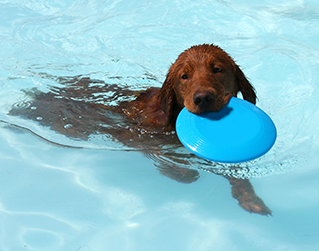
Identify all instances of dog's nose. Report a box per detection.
[193,91,214,108]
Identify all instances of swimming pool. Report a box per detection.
[1,0,319,250]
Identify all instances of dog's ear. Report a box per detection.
[235,65,257,105]
[160,73,176,125]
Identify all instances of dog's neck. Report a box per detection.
[166,102,183,129]
[123,87,180,131]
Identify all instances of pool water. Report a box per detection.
[1,0,319,250]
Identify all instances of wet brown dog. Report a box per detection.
[10,44,271,215]
[124,44,256,130]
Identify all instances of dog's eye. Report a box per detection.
[181,74,189,79]
[212,67,223,73]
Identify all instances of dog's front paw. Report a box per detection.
[229,177,272,216]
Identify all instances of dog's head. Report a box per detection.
[160,44,256,123]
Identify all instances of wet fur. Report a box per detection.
[9,44,271,216]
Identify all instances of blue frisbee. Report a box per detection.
[176,97,277,163]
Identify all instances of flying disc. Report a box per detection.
[176,97,277,163]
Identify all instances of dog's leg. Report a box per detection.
[145,151,200,184]
[228,177,272,216]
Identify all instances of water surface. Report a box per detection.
[1,0,319,250]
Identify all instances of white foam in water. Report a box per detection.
[1,0,319,250]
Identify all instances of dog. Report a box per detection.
[9,44,271,215]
